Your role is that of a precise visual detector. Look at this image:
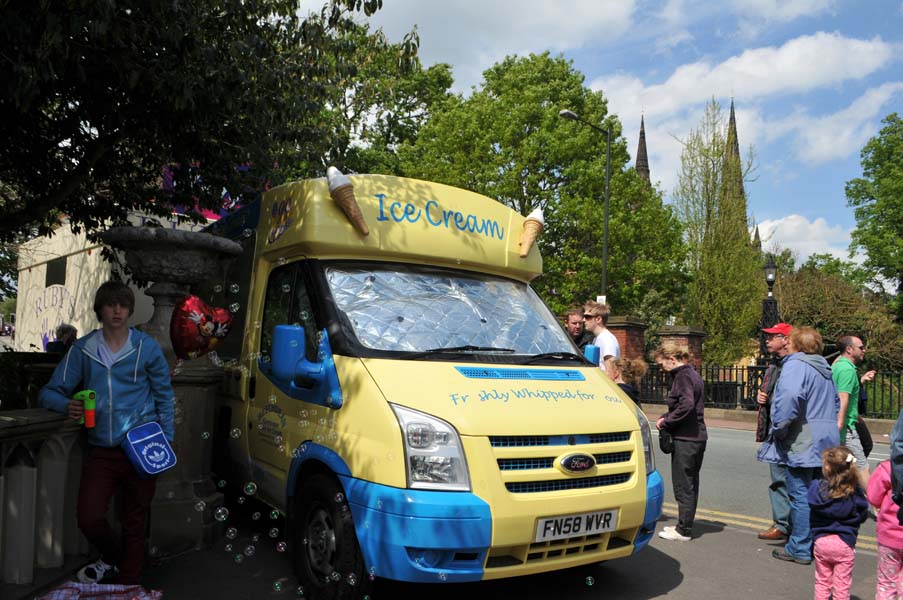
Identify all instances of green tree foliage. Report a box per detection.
[399,53,687,320]
[778,264,903,370]
[801,253,876,293]
[673,99,761,363]
[0,0,395,244]
[308,23,453,177]
[846,113,903,316]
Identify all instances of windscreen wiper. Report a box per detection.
[402,345,516,360]
[517,351,588,365]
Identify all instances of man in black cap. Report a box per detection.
[756,322,793,541]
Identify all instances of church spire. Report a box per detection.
[636,115,650,183]
[727,99,741,163]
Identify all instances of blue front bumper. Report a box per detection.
[633,469,664,553]
[339,476,492,583]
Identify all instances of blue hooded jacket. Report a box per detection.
[757,352,839,468]
[39,328,175,447]
[808,479,868,548]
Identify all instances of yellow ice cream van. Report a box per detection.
[204,173,663,599]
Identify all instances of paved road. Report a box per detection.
[131,424,888,599]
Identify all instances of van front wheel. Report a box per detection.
[294,474,372,600]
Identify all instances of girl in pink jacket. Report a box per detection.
[867,460,903,599]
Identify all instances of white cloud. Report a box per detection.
[368,0,637,91]
[757,214,851,262]
[732,0,836,22]
[594,32,896,124]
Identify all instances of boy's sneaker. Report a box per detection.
[657,526,691,541]
[77,558,118,583]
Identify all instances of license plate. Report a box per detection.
[534,509,619,542]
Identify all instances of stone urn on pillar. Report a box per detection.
[100,226,242,556]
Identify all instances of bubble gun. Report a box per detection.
[74,390,97,428]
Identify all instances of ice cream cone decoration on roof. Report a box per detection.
[327,166,369,236]
[519,207,544,257]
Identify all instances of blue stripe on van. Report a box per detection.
[455,367,584,381]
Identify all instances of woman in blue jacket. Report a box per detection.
[758,326,840,565]
[40,281,174,585]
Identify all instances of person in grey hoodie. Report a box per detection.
[758,326,840,565]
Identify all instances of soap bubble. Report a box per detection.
[241,228,253,239]
[213,284,223,293]
[270,510,279,520]
[273,580,283,592]
[230,428,242,439]
[277,541,287,552]
[243,545,256,557]
[252,534,260,542]
[149,546,158,556]
[300,409,308,418]
[208,352,224,367]
[254,321,262,329]
[586,576,595,586]
[278,444,286,453]
[226,527,238,539]
[281,284,291,293]
[229,303,240,313]
[201,431,210,440]
[269,394,277,404]
[275,435,283,445]
[295,586,305,596]
[214,507,230,522]
[229,283,240,294]
[237,496,246,505]
[346,574,357,586]
[234,553,244,564]
[438,572,447,581]
[217,479,227,488]
[289,339,298,348]
[194,501,206,512]
[251,512,261,521]
[330,571,340,582]
[244,482,258,495]
[334,493,344,503]
[277,257,287,265]
[269,527,280,538]
[224,543,233,552]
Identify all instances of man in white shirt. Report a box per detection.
[583,301,621,365]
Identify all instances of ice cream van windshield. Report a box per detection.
[325,263,575,357]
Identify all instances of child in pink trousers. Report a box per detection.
[867,459,903,599]
[808,446,869,600]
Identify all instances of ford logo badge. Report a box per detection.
[560,453,596,473]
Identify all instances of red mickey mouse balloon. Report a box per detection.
[170,295,234,360]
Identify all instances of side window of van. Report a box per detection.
[260,263,318,363]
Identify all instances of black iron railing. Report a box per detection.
[641,364,903,419]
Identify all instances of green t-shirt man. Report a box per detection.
[832,356,859,444]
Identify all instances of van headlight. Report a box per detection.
[391,404,471,491]
[636,407,655,475]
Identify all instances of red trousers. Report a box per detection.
[77,446,157,584]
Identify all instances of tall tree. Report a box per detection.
[846,113,903,317]
[308,23,453,177]
[398,53,687,320]
[673,99,761,363]
[0,0,399,243]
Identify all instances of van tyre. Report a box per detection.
[294,474,372,600]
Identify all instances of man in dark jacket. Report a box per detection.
[756,322,793,541]
[564,308,593,352]
[758,326,839,565]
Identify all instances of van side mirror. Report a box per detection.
[271,324,344,409]
[584,345,600,366]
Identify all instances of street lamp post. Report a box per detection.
[559,109,612,305]
[758,256,780,363]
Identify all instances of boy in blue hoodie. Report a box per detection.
[40,281,174,585]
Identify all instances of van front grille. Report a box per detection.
[497,451,632,471]
[505,473,631,494]
[490,432,630,448]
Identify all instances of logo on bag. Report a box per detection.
[142,441,173,470]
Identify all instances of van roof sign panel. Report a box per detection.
[260,175,543,281]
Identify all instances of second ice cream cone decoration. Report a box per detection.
[326,166,369,236]
[519,207,545,257]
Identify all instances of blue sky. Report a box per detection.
[367,0,903,265]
